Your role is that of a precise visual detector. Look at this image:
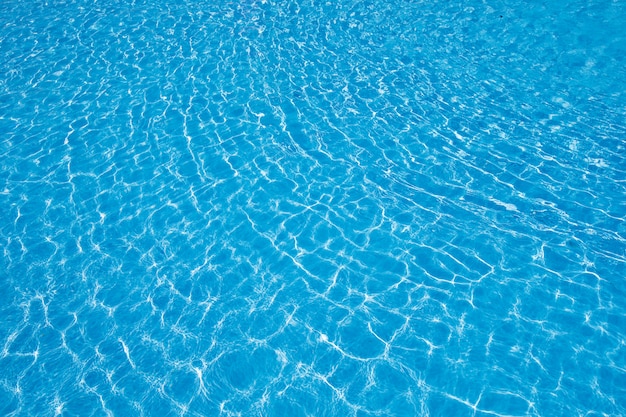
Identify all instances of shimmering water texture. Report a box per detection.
[1,0,625,415]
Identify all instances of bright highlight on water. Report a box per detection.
[1,0,625,415]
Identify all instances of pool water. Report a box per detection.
[1,0,625,415]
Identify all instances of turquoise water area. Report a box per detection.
[1,0,625,415]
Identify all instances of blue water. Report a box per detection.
[1,0,625,415]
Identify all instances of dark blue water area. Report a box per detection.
[1,0,625,415]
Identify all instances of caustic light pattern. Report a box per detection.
[1,0,625,416]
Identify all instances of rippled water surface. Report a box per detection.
[1,0,625,415]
